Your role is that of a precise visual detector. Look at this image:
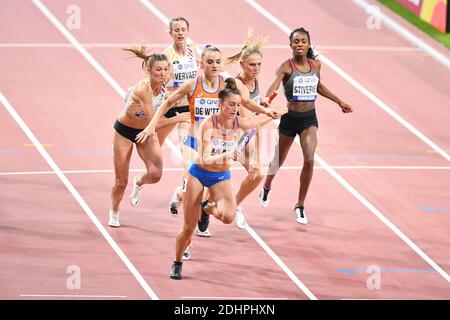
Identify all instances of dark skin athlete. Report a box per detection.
[263,30,353,208]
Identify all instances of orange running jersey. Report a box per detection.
[210,114,240,156]
[188,76,225,123]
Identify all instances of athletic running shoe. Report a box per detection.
[130,176,143,207]
[170,261,183,280]
[108,210,120,228]
[182,245,191,261]
[198,200,210,232]
[295,205,308,224]
[196,226,212,237]
[234,206,246,229]
[169,185,182,215]
[258,187,271,208]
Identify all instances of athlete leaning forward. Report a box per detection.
[173,78,286,279]
[136,44,279,239]
[109,44,178,227]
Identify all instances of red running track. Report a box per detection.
[0,0,449,299]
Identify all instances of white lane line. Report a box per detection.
[30,0,159,300]
[138,0,199,58]
[181,296,288,300]
[246,0,450,163]
[353,0,450,69]
[0,42,421,51]
[1,91,158,300]
[138,0,169,24]
[0,168,181,176]
[139,0,317,300]
[31,0,182,159]
[247,1,450,284]
[20,294,127,298]
[244,224,317,300]
[341,298,393,300]
[2,165,450,176]
[316,45,421,52]
[325,165,450,170]
[315,153,450,282]
[32,3,123,97]
[0,43,171,48]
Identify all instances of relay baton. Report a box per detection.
[237,128,257,151]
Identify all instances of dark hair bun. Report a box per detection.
[219,78,241,101]
[224,77,237,90]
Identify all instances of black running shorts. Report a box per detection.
[278,109,318,137]
[164,105,190,118]
[114,120,144,143]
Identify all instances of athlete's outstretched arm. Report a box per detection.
[235,79,279,119]
[312,60,352,113]
[239,105,288,130]
[317,82,353,113]
[156,112,191,130]
[264,61,290,100]
[243,96,280,119]
[135,80,194,143]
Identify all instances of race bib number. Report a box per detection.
[172,59,197,87]
[293,75,319,102]
[211,138,237,155]
[194,97,220,122]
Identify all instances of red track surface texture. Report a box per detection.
[1,0,449,300]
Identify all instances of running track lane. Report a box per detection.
[145,2,447,298]
[0,97,150,299]
[0,0,312,300]
[240,0,450,280]
[88,0,450,297]
[36,0,450,300]
[0,0,158,300]
[1,0,448,300]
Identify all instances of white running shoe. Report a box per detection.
[108,210,120,227]
[196,226,212,237]
[258,187,270,208]
[234,206,246,229]
[295,205,308,225]
[130,176,143,207]
[169,185,182,215]
[182,245,192,261]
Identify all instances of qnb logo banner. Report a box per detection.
[293,75,319,102]
[396,0,449,32]
[194,98,220,122]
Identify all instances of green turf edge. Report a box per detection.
[377,0,450,50]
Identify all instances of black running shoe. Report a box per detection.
[182,245,191,261]
[170,261,183,280]
[169,202,178,215]
[258,187,270,208]
[169,186,182,215]
[198,200,210,232]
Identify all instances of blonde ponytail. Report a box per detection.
[122,43,168,69]
[225,29,269,66]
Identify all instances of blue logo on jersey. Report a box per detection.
[134,110,146,119]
